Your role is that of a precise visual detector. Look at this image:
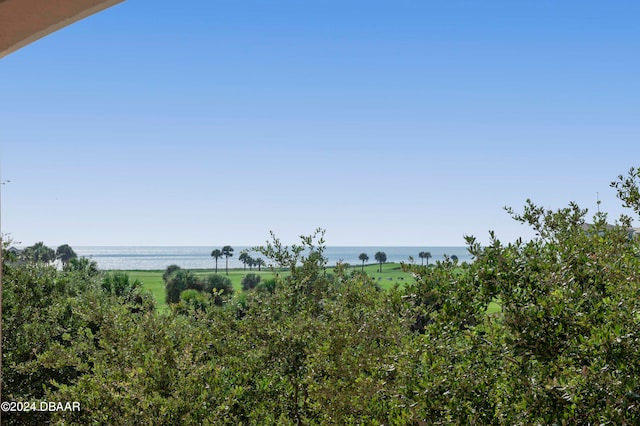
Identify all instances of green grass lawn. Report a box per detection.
[125,268,278,308]
[124,263,502,314]
[126,270,166,306]
[356,263,414,289]
[124,263,414,306]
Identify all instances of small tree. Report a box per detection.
[210,249,223,273]
[222,245,234,275]
[374,251,387,273]
[358,253,369,272]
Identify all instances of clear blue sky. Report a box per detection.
[1,0,639,247]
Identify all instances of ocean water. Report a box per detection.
[73,246,473,271]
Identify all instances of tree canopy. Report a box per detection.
[210,249,222,273]
[55,244,77,266]
[21,241,55,263]
[359,252,369,272]
[374,251,387,272]
[239,252,251,270]
[418,250,431,266]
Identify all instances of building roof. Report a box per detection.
[0,0,124,59]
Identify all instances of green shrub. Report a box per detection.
[257,277,277,293]
[102,271,155,313]
[177,289,209,313]
[102,271,142,297]
[241,273,261,291]
[204,274,234,305]
[165,269,199,304]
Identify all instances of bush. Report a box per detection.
[102,271,155,313]
[102,271,142,297]
[241,273,261,291]
[256,277,277,293]
[178,289,210,313]
[165,269,199,304]
[204,274,234,305]
[162,264,181,282]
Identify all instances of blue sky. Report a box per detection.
[1,0,640,247]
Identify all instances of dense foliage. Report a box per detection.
[20,241,55,264]
[163,265,234,308]
[3,168,640,424]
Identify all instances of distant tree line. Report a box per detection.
[356,250,437,272]
[15,241,76,265]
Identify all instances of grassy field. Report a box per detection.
[124,263,503,314]
[125,269,273,310]
[125,263,414,306]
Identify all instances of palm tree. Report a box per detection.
[255,258,265,271]
[210,249,223,274]
[222,245,234,275]
[374,251,387,273]
[65,257,99,276]
[239,252,250,270]
[419,251,432,266]
[358,253,369,272]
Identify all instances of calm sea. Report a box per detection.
[73,246,473,271]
